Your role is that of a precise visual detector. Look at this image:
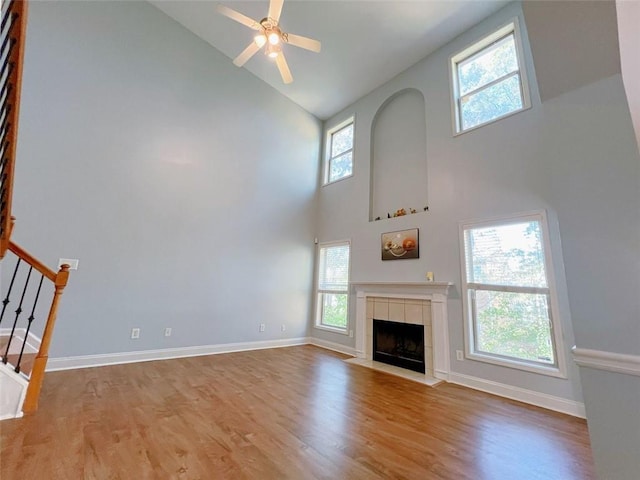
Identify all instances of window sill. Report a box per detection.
[467,351,567,379]
[322,173,353,187]
[453,104,531,137]
[314,324,349,335]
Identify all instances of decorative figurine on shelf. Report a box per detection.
[387,213,391,218]
[424,206,429,211]
[374,216,381,221]
[393,208,407,217]
[410,208,417,214]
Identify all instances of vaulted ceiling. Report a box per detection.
[150,1,509,119]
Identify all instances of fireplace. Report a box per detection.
[373,319,425,373]
[351,282,453,383]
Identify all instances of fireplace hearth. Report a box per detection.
[373,319,425,374]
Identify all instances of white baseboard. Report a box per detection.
[307,337,357,357]
[46,337,309,372]
[448,372,586,418]
[0,328,40,355]
[572,347,640,377]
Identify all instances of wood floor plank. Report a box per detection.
[0,345,595,479]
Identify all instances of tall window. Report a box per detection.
[451,20,530,134]
[315,241,350,331]
[324,118,354,185]
[460,212,565,376]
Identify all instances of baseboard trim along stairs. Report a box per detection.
[0,329,39,420]
[0,362,28,420]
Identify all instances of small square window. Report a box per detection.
[324,118,354,185]
[451,20,531,134]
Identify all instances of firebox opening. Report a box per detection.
[373,319,425,374]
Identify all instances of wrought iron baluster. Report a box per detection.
[0,79,12,108]
[2,263,31,364]
[0,27,12,58]
[0,55,13,85]
[0,255,19,327]
[15,273,43,374]
[0,6,15,32]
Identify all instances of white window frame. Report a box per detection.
[323,116,355,186]
[314,240,351,334]
[459,211,567,378]
[450,18,531,135]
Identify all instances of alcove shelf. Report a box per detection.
[369,88,428,222]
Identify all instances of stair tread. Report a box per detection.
[0,335,36,376]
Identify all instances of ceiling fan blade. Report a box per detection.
[216,4,261,30]
[285,33,321,53]
[276,53,293,84]
[233,42,261,67]
[268,0,284,23]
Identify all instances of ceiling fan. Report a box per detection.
[216,0,321,84]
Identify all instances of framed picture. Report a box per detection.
[381,228,419,260]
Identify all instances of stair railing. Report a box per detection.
[0,0,27,258]
[1,239,70,413]
[0,1,69,414]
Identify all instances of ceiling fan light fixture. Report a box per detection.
[254,33,267,48]
[266,43,281,58]
[218,0,322,84]
[268,32,280,45]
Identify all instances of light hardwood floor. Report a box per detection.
[0,345,594,479]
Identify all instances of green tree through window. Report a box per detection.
[325,120,354,184]
[316,242,350,330]
[451,22,529,133]
[462,215,562,371]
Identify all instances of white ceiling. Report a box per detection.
[150,1,509,120]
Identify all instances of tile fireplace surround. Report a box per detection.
[351,282,453,383]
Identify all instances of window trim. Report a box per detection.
[450,18,532,136]
[323,116,355,186]
[458,210,567,378]
[314,239,351,334]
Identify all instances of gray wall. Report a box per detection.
[313,0,640,407]
[12,1,321,357]
[579,368,640,480]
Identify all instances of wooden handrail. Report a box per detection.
[8,239,56,282]
[0,0,28,258]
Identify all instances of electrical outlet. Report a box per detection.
[164,327,172,337]
[281,324,286,332]
[259,323,266,332]
[456,350,464,361]
[131,328,140,339]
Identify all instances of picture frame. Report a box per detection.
[381,228,419,260]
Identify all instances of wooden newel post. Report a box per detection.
[23,264,70,414]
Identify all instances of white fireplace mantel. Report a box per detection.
[351,281,454,382]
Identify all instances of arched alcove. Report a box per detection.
[370,89,428,221]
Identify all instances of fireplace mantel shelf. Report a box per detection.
[351,281,454,297]
[351,281,453,288]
